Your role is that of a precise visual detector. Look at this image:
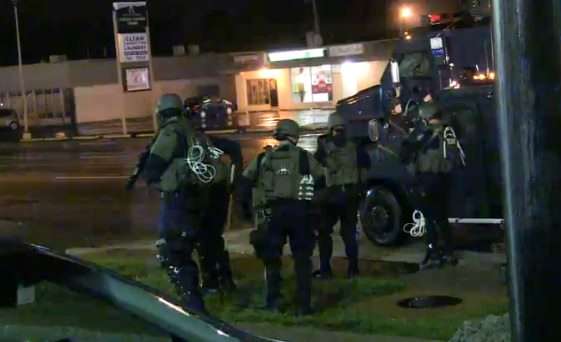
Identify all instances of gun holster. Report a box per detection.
[250,210,271,258]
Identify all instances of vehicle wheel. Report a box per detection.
[360,187,404,246]
[9,121,19,131]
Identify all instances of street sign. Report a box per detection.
[118,33,149,63]
[114,2,147,34]
[329,43,364,57]
[268,48,325,62]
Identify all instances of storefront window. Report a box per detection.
[291,65,333,103]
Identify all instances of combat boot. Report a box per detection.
[312,268,333,280]
[419,244,442,271]
[440,251,459,267]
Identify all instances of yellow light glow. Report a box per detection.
[257,68,281,79]
[473,73,487,81]
[488,72,496,80]
[405,34,412,40]
[400,6,413,19]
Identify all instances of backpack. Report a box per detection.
[175,127,227,187]
[259,145,312,202]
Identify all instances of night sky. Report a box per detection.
[0,0,388,66]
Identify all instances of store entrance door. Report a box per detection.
[269,79,279,108]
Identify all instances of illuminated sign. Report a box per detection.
[118,33,149,63]
[329,44,364,57]
[268,48,325,62]
[114,2,147,34]
[430,37,446,60]
[124,67,151,92]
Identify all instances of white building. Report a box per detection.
[0,40,395,131]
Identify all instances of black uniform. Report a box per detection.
[314,135,370,278]
[197,137,243,292]
[242,140,323,314]
[401,120,461,267]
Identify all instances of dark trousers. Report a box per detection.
[197,184,234,289]
[316,186,360,272]
[262,200,314,310]
[414,173,454,257]
[157,192,205,312]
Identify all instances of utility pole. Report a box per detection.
[492,0,561,341]
[12,0,30,140]
[112,10,128,136]
[311,0,321,36]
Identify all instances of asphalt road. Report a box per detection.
[0,133,322,250]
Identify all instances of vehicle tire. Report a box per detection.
[360,187,404,246]
[9,121,19,131]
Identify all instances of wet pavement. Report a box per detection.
[77,109,332,137]
[0,133,322,250]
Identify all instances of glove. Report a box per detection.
[125,176,137,191]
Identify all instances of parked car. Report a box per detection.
[0,108,21,140]
[184,96,238,131]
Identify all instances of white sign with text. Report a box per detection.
[118,33,149,63]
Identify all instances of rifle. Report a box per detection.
[126,138,156,191]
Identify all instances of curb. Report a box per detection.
[19,126,327,143]
[103,134,132,139]
[71,135,102,141]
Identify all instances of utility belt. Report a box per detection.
[160,190,200,203]
[160,191,185,200]
[267,198,311,207]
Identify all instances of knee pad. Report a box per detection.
[156,235,194,268]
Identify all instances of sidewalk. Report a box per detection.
[66,228,506,267]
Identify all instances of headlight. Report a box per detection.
[200,111,207,118]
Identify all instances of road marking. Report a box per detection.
[55,176,129,181]
[79,155,124,160]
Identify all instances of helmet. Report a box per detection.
[274,119,300,140]
[418,102,439,120]
[328,112,345,130]
[157,94,183,113]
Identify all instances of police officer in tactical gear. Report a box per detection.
[196,136,242,294]
[142,94,207,313]
[314,112,370,279]
[180,104,242,294]
[241,119,323,315]
[400,101,464,270]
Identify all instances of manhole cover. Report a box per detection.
[397,296,462,309]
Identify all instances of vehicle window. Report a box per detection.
[0,109,15,117]
[399,52,431,78]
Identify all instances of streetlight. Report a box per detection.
[399,5,413,37]
[12,0,30,139]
